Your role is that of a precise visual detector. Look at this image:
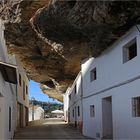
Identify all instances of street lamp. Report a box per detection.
[31,97,35,121]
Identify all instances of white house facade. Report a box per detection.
[15,56,29,128]
[63,87,70,122]
[29,106,44,121]
[0,20,17,139]
[0,20,29,139]
[82,25,140,139]
[65,72,83,132]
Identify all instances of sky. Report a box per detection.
[29,80,62,104]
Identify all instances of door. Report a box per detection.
[25,107,28,126]
[74,106,77,127]
[17,103,23,128]
[102,96,113,139]
[9,107,12,131]
[68,108,70,123]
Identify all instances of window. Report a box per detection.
[78,106,80,117]
[9,107,11,132]
[19,74,21,86]
[72,109,74,118]
[26,85,28,95]
[69,94,71,100]
[123,39,137,63]
[132,96,140,117]
[90,68,97,82]
[90,105,95,117]
[0,92,3,97]
[23,81,25,100]
[74,84,76,94]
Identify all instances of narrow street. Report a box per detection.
[14,118,92,140]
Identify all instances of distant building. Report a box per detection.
[29,105,44,121]
[51,109,64,118]
[0,20,29,139]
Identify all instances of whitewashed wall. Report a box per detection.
[82,26,140,97]
[82,26,140,139]
[0,20,17,139]
[15,57,29,108]
[15,56,29,127]
[63,87,70,122]
[0,20,29,139]
[29,107,44,121]
[68,73,83,131]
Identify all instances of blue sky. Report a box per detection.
[29,80,62,104]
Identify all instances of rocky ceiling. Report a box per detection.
[1,0,140,102]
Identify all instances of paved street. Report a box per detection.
[14,118,92,140]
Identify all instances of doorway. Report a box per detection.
[25,107,28,126]
[17,103,23,128]
[74,106,77,127]
[102,96,113,139]
[68,108,70,123]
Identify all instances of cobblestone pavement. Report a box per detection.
[14,118,92,140]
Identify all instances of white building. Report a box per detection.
[0,20,29,139]
[82,25,140,139]
[15,56,29,128]
[64,72,83,132]
[29,105,44,121]
[63,87,71,122]
[51,109,64,118]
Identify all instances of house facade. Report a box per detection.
[64,72,83,132]
[82,25,140,139]
[29,106,44,121]
[15,56,29,128]
[64,25,140,139]
[0,20,29,139]
[63,87,71,122]
[0,20,17,139]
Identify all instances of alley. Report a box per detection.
[14,118,92,140]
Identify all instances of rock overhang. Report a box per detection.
[1,0,140,102]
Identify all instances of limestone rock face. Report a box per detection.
[1,0,140,102]
[32,1,140,56]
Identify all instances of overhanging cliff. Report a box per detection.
[1,0,140,102]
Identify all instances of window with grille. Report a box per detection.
[90,68,97,82]
[74,84,77,94]
[72,109,74,118]
[69,94,71,100]
[78,106,80,117]
[132,96,140,117]
[123,39,137,63]
[90,105,95,117]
